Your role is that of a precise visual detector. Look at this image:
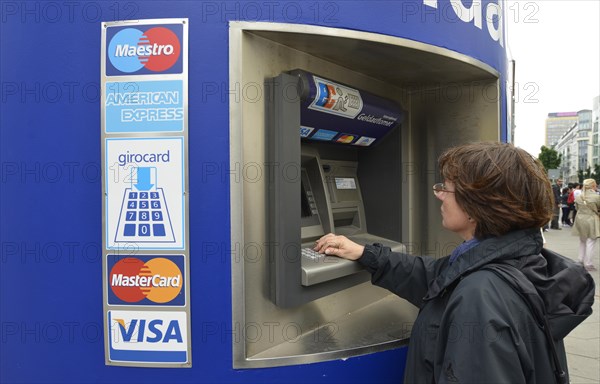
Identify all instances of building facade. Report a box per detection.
[592,96,600,166]
[554,109,594,182]
[578,109,593,171]
[555,121,579,182]
[546,112,579,147]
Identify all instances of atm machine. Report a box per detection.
[268,70,406,307]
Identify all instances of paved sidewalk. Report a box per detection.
[543,226,600,383]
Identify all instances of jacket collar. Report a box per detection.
[423,228,543,301]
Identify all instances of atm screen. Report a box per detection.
[335,177,357,190]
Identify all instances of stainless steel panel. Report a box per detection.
[229,22,500,369]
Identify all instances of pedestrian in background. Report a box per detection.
[570,182,582,222]
[551,178,563,229]
[560,186,572,226]
[572,178,600,271]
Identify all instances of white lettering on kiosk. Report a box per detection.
[423,0,504,47]
[114,43,175,57]
[105,91,179,106]
[117,150,170,167]
[111,273,181,287]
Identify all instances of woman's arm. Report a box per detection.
[314,234,443,307]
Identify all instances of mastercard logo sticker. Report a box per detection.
[108,256,184,305]
[107,25,183,75]
[336,134,356,144]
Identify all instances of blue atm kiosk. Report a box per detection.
[1,1,508,382]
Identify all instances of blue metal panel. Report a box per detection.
[0,1,506,382]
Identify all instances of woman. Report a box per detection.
[572,178,600,271]
[560,186,573,226]
[314,142,594,383]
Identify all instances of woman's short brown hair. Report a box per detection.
[438,142,553,238]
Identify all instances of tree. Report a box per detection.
[577,165,600,184]
[578,167,592,183]
[538,146,562,172]
[593,164,600,184]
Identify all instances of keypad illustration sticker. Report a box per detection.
[105,137,184,250]
[114,166,176,243]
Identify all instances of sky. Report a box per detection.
[506,0,600,157]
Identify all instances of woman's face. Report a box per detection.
[435,180,477,240]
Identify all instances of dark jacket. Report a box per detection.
[359,228,595,383]
[560,192,570,206]
[552,184,562,206]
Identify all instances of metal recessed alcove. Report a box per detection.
[229,22,500,368]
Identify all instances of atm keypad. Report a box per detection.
[301,247,323,260]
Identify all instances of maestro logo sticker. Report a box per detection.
[108,256,185,306]
[107,25,183,75]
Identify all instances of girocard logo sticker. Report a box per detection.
[105,137,185,250]
[107,255,185,306]
[308,76,363,119]
[106,24,183,75]
[108,310,188,363]
[354,136,376,146]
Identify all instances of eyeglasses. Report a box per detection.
[432,183,455,196]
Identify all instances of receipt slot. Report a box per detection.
[267,71,407,307]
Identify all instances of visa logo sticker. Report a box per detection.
[300,126,314,138]
[108,310,188,363]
